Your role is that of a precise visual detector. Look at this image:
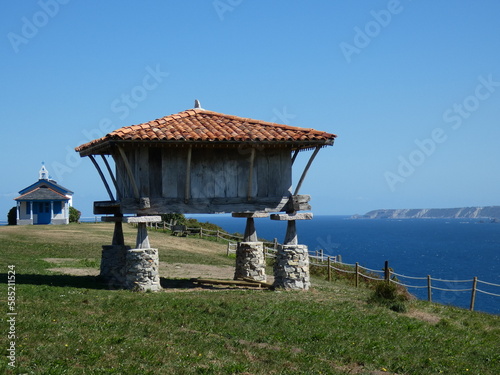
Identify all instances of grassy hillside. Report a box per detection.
[1,223,499,374]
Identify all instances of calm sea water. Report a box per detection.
[194,215,500,315]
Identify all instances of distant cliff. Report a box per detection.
[354,206,500,220]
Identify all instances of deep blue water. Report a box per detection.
[193,215,500,315]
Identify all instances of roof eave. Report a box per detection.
[76,138,335,156]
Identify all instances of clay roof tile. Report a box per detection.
[75,108,336,154]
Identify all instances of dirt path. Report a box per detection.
[45,258,275,283]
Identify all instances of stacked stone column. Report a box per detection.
[101,215,162,291]
[271,212,312,290]
[232,213,268,282]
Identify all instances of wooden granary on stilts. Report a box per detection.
[75,102,336,291]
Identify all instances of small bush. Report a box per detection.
[370,281,411,313]
[7,206,17,225]
[374,281,400,300]
[69,206,81,223]
[161,213,186,225]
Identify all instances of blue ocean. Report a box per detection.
[196,215,500,315]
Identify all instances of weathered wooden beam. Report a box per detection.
[185,145,192,203]
[240,277,274,288]
[247,147,256,201]
[116,196,311,215]
[287,195,311,213]
[293,146,321,196]
[191,278,273,288]
[232,212,270,218]
[100,155,120,200]
[117,146,141,199]
[88,155,115,201]
[270,213,313,221]
[101,215,162,223]
[94,200,121,215]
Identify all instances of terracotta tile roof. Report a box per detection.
[14,187,70,201]
[75,109,336,155]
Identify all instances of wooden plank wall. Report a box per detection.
[114,147,292,201]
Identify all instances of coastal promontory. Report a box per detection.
[354,206,500,219]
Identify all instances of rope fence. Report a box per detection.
[145,221,499,312]
[308,256,500,312]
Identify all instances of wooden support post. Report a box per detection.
[247,147,256,201]
[384,260,390,283]
[88,155,115,201]
[112,215,125,246]
[470,277,478,311]
[136,223,150,249]
[427,275,432,302]
[232,212,268,243]
[293,146,321,196]
[327,256,332,282]
[243,217,258,242]
[184,145,192,203]
[117,146,141,199]
[284,220,298,245]
[270,213,312,246]
[355,262,359,288]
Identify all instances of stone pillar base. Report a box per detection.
[125,248,162,292]
[234,242,266,282]
[99,245,130,288]
[273,244,310,290]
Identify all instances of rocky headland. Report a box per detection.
[353,206,500,220]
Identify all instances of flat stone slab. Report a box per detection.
[232,212,270,218]
[270,213,313,221]
[102,216,162,223]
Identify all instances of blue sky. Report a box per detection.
[2,0,500,218]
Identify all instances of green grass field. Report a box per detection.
[1,223,499,374]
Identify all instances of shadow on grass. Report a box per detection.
[0,273,242,291]
[0,273,107,289]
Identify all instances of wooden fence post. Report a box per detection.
[470,277,478,311]
[427,275,432,302]
[226,243,230,256]
[355,262,359,288]
[384,261,390,283]
[199,227,203,238]
[216,230,220,241]
[327,256,332,282]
